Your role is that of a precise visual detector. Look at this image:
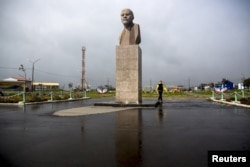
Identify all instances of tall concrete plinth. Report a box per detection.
[116,45,142,104]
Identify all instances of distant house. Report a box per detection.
[238,83,244,90]
[33,82,60,91]
[0,78,59,91]
[215,81,234,92]
[0,77,31,91]
[165,85,182,92]
[196,83,212,91]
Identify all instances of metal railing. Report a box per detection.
[0,90,88,104]
[211,90,246,103]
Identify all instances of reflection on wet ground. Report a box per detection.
[0,98,250,167]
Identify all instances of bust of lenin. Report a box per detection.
[119,9,141,46]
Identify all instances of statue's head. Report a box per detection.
[120,8,134,26]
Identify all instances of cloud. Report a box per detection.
[0,0,249,88]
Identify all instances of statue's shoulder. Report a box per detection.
[132,23,140,31]
[133,23,140,27]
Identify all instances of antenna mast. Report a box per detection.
[81,46,86,90]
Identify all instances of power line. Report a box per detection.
[0,66,18,70]
[35,69,79,78]
[0,66,32,70]
[0,66,79,79]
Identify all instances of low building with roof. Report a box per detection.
[0,77,31,91]
[33,82,60,91]
[0,77,59,91]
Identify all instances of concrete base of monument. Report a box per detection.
[94,101,155,107]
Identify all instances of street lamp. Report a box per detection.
[19,64,26,103]
[29,58,40,91]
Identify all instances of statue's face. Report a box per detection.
[121,9,134,25]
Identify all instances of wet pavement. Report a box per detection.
[0,98,250,167]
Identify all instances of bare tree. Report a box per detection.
[68,82,73,90]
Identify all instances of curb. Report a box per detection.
[209,98,250,108]
[0,97,91,106]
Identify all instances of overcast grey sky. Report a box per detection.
[0,0,249,89]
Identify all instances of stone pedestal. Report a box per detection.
[116,45,142,104]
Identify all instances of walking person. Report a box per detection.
[156,80,164,103]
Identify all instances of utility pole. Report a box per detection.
[29,58,40,91]
[150,79,152,92]
[81,46,86,91]
[19,64,26,103]
[188,77,190,90]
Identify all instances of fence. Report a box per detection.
[211,90,246,103]
[0,90,87,103]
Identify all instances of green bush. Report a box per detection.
[26,93,43,102]
[53,94,62,100]
[240,97,250,105]
[0,96,22,103]
[226,97,235,102]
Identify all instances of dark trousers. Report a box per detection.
[158,90,163,101]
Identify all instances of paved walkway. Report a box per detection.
[53,106,136,116]
[1,99,250,167]
[53,98,250,117]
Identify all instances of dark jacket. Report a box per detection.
[158,83,163,91]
